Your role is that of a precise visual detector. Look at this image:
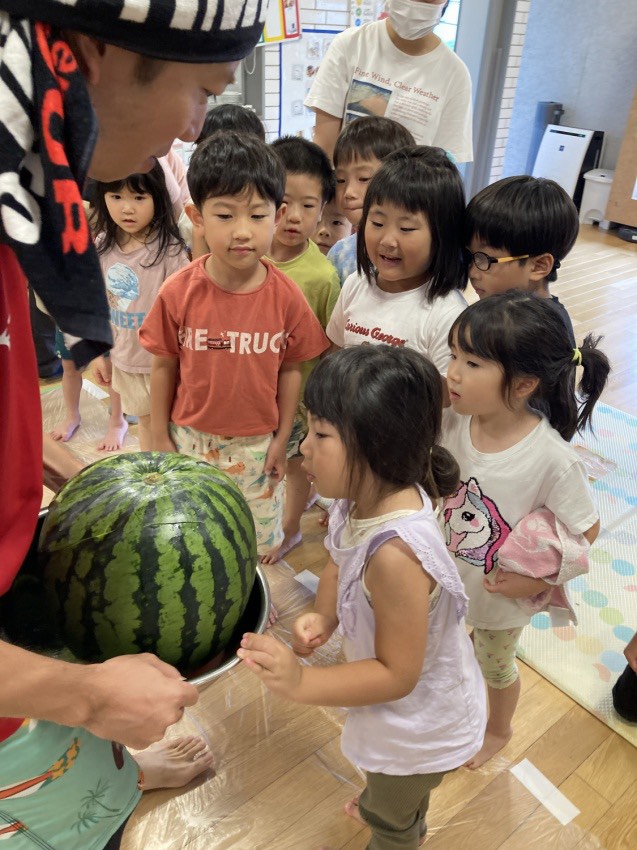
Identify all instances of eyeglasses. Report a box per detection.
[464,249,530,272]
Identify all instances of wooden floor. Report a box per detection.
[109,225,637,848]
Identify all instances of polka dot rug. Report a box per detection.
[518,404,637,746]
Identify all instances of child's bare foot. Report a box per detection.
[268,603,278,627]
[50,415,81,442]
[464,728,512,769]
[135,736,214,791]
[344,796,367,828]
[97,419,128,451]
[260,531,303,564]
[318,513,328,527]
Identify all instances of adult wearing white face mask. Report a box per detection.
[306,0,473,163]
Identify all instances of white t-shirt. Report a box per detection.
[326,271,467,374]
[441,411,598,630]
[305,21,473,163]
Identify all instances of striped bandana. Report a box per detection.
[0,2,266,366]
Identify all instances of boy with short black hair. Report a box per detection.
[140,132,329,557]
[465,175,579,343]
[262,135,340,562]
[312,199,352,256]
[328,116,416,285]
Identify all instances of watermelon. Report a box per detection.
[39,452,258,674]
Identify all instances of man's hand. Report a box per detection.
[83,654,198,749]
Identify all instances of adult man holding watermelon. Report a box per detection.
[0,2,266,847]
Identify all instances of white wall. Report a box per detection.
[503,0,637,175]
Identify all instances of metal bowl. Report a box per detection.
[1,508,270,689]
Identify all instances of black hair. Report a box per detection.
[270,135,336,204]
[187,131,285,209]
[357,145,468,301]
[196,103,265,144]
[333,116,415,169]
[304,345,459,503]
[449,290,611,440]
[466,176,580,283]
[92,160,185,267]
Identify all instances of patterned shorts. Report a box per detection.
[472,626,524,689]
[169,424,284,555]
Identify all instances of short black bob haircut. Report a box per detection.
[357,145,468,301]
[466,176,579,284]
[187,131,285,209]
[270,135,336,204]
[333,116,415,169]
[92,160,184,267]
[196,103,265,145]
[304,345,459,503]
[449,290,610,441]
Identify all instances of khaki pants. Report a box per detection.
[358,769,449,849]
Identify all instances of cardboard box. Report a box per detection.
[606,84,637,227]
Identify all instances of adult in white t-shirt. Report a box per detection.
[305,0,473,163]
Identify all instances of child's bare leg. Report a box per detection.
[467,626,523,769]
[134,736,215,790]
[465,677,520,769]
[261,456,307,563]
[98,389,128,451]
[136,414,152,451]
[50,359,82,442]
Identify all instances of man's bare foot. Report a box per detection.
[344,796,427,844]
[464,728,512,769]
[50,415,80,442]
[97,419,128,451]
[135,736,214,791]
[260,531,302,564]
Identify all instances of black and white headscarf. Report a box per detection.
[0,1,266,366]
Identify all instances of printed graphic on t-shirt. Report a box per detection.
[105,263,145,330]
[178,326,289,355]
[443,477,511,574]
[345,66,441,133]
[344,318,406,347]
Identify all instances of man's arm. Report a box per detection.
[0,640,197,749]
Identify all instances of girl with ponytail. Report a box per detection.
[443,289,610,769]
[239,345,487,848]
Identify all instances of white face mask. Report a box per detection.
[387,0,444,41]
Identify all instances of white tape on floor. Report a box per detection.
[82,378,109,400]
[294,570,319,594]
[510,759,580,825]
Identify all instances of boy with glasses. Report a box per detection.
[465,175,579,344]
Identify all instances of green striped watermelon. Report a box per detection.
[39,452,258,674]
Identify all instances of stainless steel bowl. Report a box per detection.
[188,563,270,687]
[2,508,270,688]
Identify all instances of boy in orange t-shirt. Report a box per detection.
[140,132,329,556]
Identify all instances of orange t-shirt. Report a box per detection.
[139,257,329,436]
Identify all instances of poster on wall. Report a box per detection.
[278,29,337,138]
[350,0,384,28]
[261,0,301,44]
